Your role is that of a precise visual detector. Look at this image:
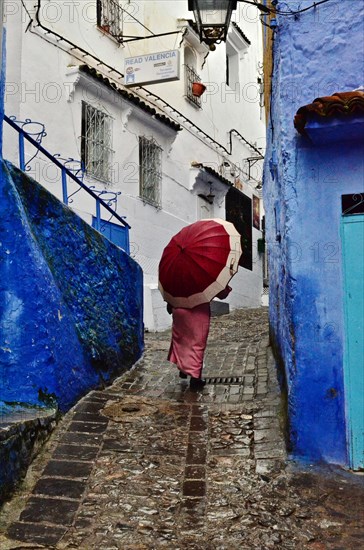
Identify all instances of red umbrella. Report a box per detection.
[158,218,242,308]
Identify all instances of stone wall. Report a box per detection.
[0,407,57,504]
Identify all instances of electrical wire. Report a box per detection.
[241,1,271,13]
[268,0,334,16]
[34,1,125,79]
[20,0,33,32]
[31,0,264,168]
[243,0,334,16]
[269,32,276,141]
[260,16,273,29]
[122,4,155,36]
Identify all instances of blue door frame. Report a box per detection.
[341,214,364,470]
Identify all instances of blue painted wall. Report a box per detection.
[0,27,5,157]
[0,161,143,412]
[263,0,364,464]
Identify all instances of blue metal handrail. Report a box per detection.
[3,114,131,230]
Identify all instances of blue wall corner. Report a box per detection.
[0,160,144,412]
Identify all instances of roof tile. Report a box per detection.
[294,91,364,135]
[79,65,182,132]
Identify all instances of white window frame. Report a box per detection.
[226,24,250,88]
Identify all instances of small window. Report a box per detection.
[81,102,114,183]
[342,193,364,215]
[96,0,122,41]
[139,136,162,208]
[226,23,250,88]
[226,43,239,88]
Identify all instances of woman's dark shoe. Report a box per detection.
[179,371,188,379]
[190,377,206,389]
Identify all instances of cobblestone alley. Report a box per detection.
[0,308,363,549]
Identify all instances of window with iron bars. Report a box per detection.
[81,102,114,183]
[139,136,162,208]
[96,0,122,41]
[184,64,202,108]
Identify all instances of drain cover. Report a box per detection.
[205,376,243,385]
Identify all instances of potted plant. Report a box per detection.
[192,82,206,97]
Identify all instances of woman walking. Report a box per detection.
[167,286,232,389]
[158,218,241,390]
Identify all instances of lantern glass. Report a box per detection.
[188,0,237,44]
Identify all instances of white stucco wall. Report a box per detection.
[4,0,266,330]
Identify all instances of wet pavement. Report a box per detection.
[0,307,363,549]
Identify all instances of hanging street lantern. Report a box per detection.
[188,0,237,50]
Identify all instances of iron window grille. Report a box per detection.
[96,0,122,41]
[139,136,162,208]
[81,102,114,183]
[184,64,202,108]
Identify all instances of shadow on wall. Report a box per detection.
[0,160,144,412]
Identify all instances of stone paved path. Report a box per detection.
[0,308,363,549]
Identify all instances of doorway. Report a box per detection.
[341,211,364,469]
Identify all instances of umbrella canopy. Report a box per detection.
[158,218,242,308]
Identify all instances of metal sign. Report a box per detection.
[124,49,180,87]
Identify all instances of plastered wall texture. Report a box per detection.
[0,28,5,156]
[263,0,364,465]
[0,160,144,412]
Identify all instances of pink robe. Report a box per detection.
[168,303,211,378]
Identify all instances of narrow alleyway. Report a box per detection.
[0,308,363,549]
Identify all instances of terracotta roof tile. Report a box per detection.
[203,165,233,187]
[79,65,182,132]
[294,91,364,135]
